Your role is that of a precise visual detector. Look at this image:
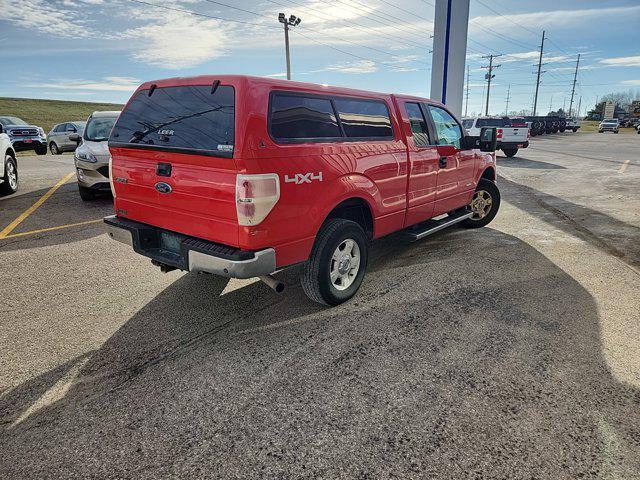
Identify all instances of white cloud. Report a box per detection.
[120,10,231,68]
[600,56,640,68]
[470,5,640,32]
[320,60,378,74]
[0,0,90,37]
[24,76,141,92]
[620,80,640,86]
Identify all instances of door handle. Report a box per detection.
[156,162,172,177]
[439,156,448,169]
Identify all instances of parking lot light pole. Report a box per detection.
[278,13,301,80]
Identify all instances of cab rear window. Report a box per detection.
[109,85,234,157]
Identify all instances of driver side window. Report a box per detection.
[427,105,462,149]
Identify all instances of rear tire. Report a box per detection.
[502,148,518,158]
[78,185,95,201]
[573,128,578,133]
[462,179,500,229]
[301,218,368,306]
[50,142,61,155]
[0,155,18,196]
[35,145,47,156]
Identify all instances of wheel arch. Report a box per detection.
[480,166,496,182]
[322,196,375,240]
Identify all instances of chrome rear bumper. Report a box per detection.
[104,215,276,279]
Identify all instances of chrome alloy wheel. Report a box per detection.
[470,189,493,220]
[6,157,17,190]
[330,238,361,291]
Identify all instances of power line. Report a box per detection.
[265,0,430,49]
[127,0,272,27]
[375,0,431,22]
[475,0,540,36]
[334,0,434,38]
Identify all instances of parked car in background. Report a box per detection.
[462,116,528,157]
[73,111,119,200]
[599,119,620,133]
[48,121,86,154]
[105,75,500,305]
[565,118,581,132]
[0,116,47,155]
[0,125,18,196]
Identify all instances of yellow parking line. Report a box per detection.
[0,172,76,239]
[2,219,103,239]
[619,160,630,174]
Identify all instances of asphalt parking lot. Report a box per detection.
[1,133,639,478]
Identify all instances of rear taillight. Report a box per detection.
[235,174,280,226]
[108,156,115,198]
[497,128,503,139]
[527,129,531,139]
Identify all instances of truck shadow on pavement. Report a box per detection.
[1,228,639,478]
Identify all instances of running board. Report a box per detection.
[405,211,473,241]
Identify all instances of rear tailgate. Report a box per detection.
[108,83,240,247]
[500,127,528,144]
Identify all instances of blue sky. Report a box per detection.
[0,0,639,116]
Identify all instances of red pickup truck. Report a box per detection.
[105,75,499,305]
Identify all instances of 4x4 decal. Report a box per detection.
[284,172,323,185]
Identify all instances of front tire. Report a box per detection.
[301,218,368,306]
[35,145,47,156]
[502,148,518,158]
[462,179,500,229]
[0,155,18,196]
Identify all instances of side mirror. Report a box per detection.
[479,127,497,152]
[69,133,80,142]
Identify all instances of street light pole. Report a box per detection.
[278,13,301,80]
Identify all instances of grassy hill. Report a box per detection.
[0,97,123,133]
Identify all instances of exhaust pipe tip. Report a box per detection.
[259,275,285,293]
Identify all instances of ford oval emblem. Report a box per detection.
[155,182,172,194]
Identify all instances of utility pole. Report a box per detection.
[465,65,470,117]
[505,84,511,115]
[532,30,545,116]
[481,54,502,116]
[577,96,582,118]
[278,13,301,80]
[568,53,581,116]
[549,94,553,112]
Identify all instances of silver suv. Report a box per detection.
[73,111,119,201]
[48,121,86,154]
[598,119,619,133]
